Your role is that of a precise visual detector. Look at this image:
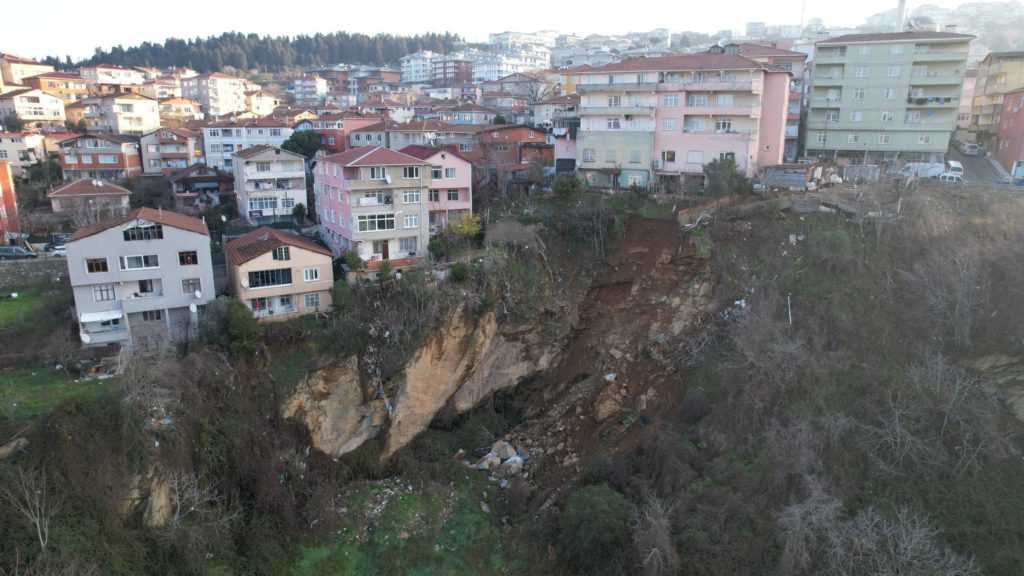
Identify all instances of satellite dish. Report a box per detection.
[385,174,392,184]
[221,215,227,222]
[240,278,249,288]
[194,289,202,299]
[80,332,92,344]
[188,303,198,313]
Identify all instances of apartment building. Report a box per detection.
[313,146,431,274]
[233,145,306,224]
[139,79,181,100]
[400,51,438,83]
[311,110,383,155]
[533,94,580,127]
[66,207,215,349]
[0,88,66,132]
[348,120,476,152]
[0,132,45,176]
[81,93,161,135]
[226,227,334,322]
[431,54,475,87]
[399,146,473,230]
[440,102,499,125]
[574,50,791,189]
[158,97,204,124]
[245,90,280,116]
[79,64,147,87]
[58,133,142,181]
[292,75,328,107]
[970,52,1024,149]
[22,71,89,103]
[732,43,808,162]
[140,128,202,177]
[48,179,132,223]
[181,73,250,117]
[201,118,312,170]
[995,86,1024,180]
[959,69,978,129]
[806,31,974,165]
[0,54,54,85]
[168,164,233,211]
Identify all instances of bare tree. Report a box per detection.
[159,470,239,568]
[775,475,842,575]
[0,466,64,556]
[121,352,178,418]
[906,245,988,350]
[633,496,679,576]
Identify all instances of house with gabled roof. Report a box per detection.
[0,88,66,132]
[168,163,234,211]
[140,127,202,176]
[399,145,473,230]
[0,53,54,85]
[66,207,215,349]
[226,227,334,321]
[233,145,307,224]
[57,133,142,181]
[48,178,132,225]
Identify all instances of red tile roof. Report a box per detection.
[737,43,807,58]
[583,53,769,73]
[225,226,332,265]
[398,145,471,164]
[23,71,83,81]
[48,179,132,198]
[350,119,465,133]
[234,144,303,159]
[69,207,209,242]
[0,54,48,66]
[319,145,429,167]
[205,117,293,129]
[818,31,975,44]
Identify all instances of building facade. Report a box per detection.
[58,134,142,181]
[22,71,89,103]
[226,227,334,321]
[0,54,54,85]
[79,64,147,87]
[182,73,251,117]
[0,132,45,176]
[401,51,438,84]
[970,52,1024,149]
[245,90,280,116]
[806,31,974,165]
[201,118,311,170]
[140,128,202,177]
[995,86,1024,181]
[399,146,473,230]
[232,145,307,223]
[292,75,328,107]
[66,207,215,349]
[81,93,161,135]
[48,179,132,224]
[0,88,67,132]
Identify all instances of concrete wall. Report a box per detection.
[0,258,67,291]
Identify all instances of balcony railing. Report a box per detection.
[576,82,660,93]
[578,106,656,116]
[662,80,758,92]
[356,196,394,207]
[912,50,968,61]
[684,104,761,117]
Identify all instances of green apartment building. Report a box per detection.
[806,31,974,166]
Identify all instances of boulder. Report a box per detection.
[501,455,524,476]
[593,382,625,422]
[492,440,517,461]
[473,451,502,470]
[0,437,28,460]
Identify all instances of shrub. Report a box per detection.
[226,299,262,355]
[451,262,471,283]
[558,484,637,574]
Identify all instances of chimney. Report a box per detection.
[896,0,907,31]
[945,24,958,32]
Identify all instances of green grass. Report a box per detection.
[0,285,43,326]
[0,367,113,421]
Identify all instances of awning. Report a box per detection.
[80,309,124,323]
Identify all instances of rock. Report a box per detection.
[609,348,623,360]
[453,448,466,460]
[492,440,517,461]
[603,373,618,382]
[0,437,28,460]
[501,455,524,476]
[562,454,579,468]
[142,474,172,528]
[500,479,510,489]
[480,501,491,514]
[593,382,625,422]
[473,451,502,470]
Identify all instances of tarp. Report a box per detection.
[80,309,124,323]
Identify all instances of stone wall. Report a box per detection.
[0,258,68,291]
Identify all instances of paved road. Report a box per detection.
[946,147,1007,183]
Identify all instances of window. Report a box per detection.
[910,88,925,99]
[458,143,472,152]
[208,129,220,137]
[719,152,735,162]
[881,111,894,123]
[827,67,842,79]
[816,132,828,142]
[687,94,708,107]
[714,118,732,132]
[661,118,678,131]
[404,214,419,228]
[93,284,116,302]
[269,129,282,136]
[851,111,863,122]
[629,149,641,164]
[431,166,442,179]
[606,118,621,129]
[447,189,459,201]
[918,133,931,145]
[86,258,108,273]
[403,190,420,203]
[831,47,846,56]
[607,95,622,107]
[444,167,456,179]
[912,65,928,78]
[887,65,901,77]
[98,155,117,164]
[495,144,509,152]
[403,166,420,179]
[249,196,278,211]
[273,246,291,261]
[957,113,971,122]
[826,88,841,101]
[905,111,921,123]
[663,94,679,107]
[303,268,320,282]
[853,88,865,100]
[182,278,201,293]
[304,293,321,309]
[859,45,871,55]
[684,118,706,132]
[369,166,386,180]
[123,224,163,241]
[583,148,595,162]
[884,88,897,100]
[429,189,439,202]
[328,136,335,145]
[211,144,222,152]
[878,133,891,144]
[118,255,159,270]
[282,196,295,209]
[256,162,271,172]
[399,236,417,253]
[660,150,676,162]
[890,44,903,54]
[604,149,617,162]
[178,251,198,265]
[142,310,162,322]
[715,94,733,106]
[357,213,395,231]
[848,133,860,143]
[248,268,292,288]
[686,150,704,164]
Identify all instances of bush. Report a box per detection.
[451,262,471,283]
[558,484,637,574]
[197,297,262,356]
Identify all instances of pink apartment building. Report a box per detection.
[398,145,473,230]
[313,146,433,274]
[995,87,1024,181]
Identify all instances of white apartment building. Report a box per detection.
[232,145,306,223]
[201,118,312,170]
[292,75,328,107]
[246,90,280,116]
[181,73,251,117]
[472,48,551,83]
[0,88,65,132]
[0,132,45,176]
[79,64,147,86]
[82,93,161,135]
[400,51,438,83]
[488,30,559,48]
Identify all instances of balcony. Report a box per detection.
[122,293,165,314]
[578,106,656,116]
[685,104,761,118]
[905,96,959,107]
[785,126,800,138]
[356,195,394,207]
[576,82,660,93]
[907,73,964,85]
[812,76,845,86]
[912,50,968,62]
[663,80,759,92]
[654,162,705,174]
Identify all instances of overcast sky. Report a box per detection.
[5,0,970,61]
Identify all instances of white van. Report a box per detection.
[945,160,964,176]
[937,173,963,183]
[960,142,980,156]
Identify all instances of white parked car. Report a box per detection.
[935,173,963,183]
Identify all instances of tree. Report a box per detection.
[226,299,262,355]
[126,177,173,209]
[702,157,750,196]
[292,202,307,223]
[552,174,582,199]
[2,113,24,132]
[1,466,64,556]
[72,118,89,134]
[493,114,508,125]
[558,484,637,574]
[281,130,321,160]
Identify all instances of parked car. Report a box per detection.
[945,160,964,176]
[960,142,981,156]
[50,245,67,257]
[933,173,964,183]
[0,246,38,260]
